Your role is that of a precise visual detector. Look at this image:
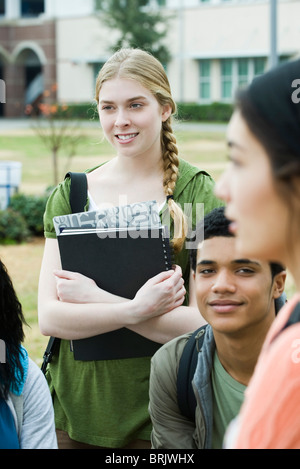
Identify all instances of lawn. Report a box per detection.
[0,120,296,365]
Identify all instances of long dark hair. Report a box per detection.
[0,259,27,399]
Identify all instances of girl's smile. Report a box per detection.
[115,132,139,144]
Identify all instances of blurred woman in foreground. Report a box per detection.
[216,59,300,449]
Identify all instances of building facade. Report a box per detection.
[0,0,299,117]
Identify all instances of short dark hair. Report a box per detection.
[190,207,284,280]
[190,207,232,271]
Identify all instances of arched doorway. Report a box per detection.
[16,48,44,115]
[0,49,9,117]
[0,59,4,117]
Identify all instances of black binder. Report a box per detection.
[57,225,173,360]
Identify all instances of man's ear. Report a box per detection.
[272,270,287,299]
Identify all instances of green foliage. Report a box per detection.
[9,193,48,236]
[56,103,98,120]
[97,0,171,64]
[53,101,232,123]
[0,208,30,244]
[176,102,233,123]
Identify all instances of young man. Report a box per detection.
[148,207,286,449]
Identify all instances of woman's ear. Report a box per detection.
[161,104,172,122]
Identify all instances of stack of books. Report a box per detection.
[53,200,173,361]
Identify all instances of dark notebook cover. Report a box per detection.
[57,226,173,360]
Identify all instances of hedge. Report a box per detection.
[176,102,233,123]
[54,101,233,122]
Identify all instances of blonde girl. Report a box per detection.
[38,48,221,448]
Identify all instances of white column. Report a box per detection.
[45,0,58,18]
[5,0,21,19]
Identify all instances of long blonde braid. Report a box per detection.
[161,119,188,253]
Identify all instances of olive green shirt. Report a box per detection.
[43,158,222,447]
[212,352,246,449]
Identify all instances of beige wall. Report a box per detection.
[55,1,300,104]
[56,16,117,103]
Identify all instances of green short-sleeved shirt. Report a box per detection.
[211,352,246,449]
[44,158,222,447]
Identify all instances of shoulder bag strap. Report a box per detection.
[41,172,88,375]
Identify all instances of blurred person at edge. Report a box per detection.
[215,59,300,449]
[38,48,221,449]
[0,259,57,449]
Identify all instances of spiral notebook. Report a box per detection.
[57,225,173,360]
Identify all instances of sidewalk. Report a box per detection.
[0,117,227,133]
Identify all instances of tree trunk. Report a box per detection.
[52,148,59,186]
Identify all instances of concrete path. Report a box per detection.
[0,117,227,134]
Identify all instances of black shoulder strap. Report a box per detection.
[177,324,208,421]
[41,172,88,375]
[282,301,300,330]
[271,301,300,346]
[65,171,88,214]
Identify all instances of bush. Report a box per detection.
[34,101,232,123]
[58,103,98,120]
[0,208,30,244]
[176,102,233,123]
[9,193,48,236]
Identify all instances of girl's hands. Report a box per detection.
[131,265,186,323]
[54,270,103,303]
[53,264,186,324]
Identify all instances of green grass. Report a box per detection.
[0,126,116,190]
[0,124,227,193]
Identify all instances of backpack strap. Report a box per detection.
[177,324,208,421]
[282,301,300,329]
[275,291,287,314]
[65,172,88,214]
[41,172,88,375]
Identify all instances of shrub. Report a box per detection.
[176,102,233,122]
[59,103,98,120]
[9,193,48,236]
[59,101,232,123]
[0,208,30,244]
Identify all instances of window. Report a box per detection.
[238,58,248,88]
[199,60,211,100]
[254,57,265,76]
[21,0,44,17]
[0,0,5,16]
[221,59,232,99]
[93,62,105,84]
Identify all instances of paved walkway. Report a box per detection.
[0,117,227,133]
